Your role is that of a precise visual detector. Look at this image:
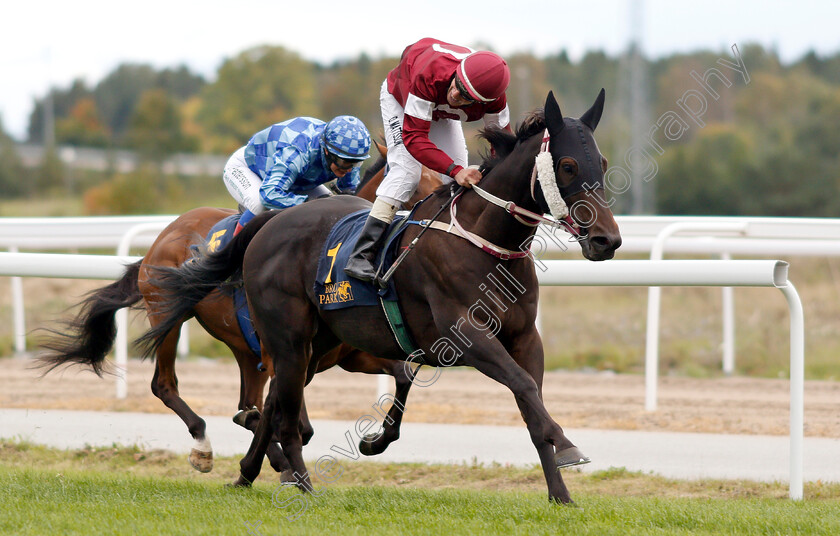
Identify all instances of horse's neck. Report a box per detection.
[452,140,542,250]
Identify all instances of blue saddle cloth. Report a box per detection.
[199,213,261,357]
[314,209,405,310]
[204,214,240,253]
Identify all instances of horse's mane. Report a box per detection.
[412,109,549,200]
[478,109,546,177]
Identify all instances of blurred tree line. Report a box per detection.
[2,42,840,216]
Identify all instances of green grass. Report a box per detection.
[1,442,839,535]
[2,465,837,535]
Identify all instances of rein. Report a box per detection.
[432,129,582,260]
[381,129,586,280]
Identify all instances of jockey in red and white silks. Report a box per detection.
[379,38,511,200]
[345,37,512,283]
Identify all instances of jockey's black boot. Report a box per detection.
[344,215,390,283]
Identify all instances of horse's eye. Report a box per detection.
[562,164,574,174]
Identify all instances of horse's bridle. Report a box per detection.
[417,130,583,261]
[473,129,581,235]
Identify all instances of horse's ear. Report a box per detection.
[580,88,606,131]
[375,138,387,158]
[544,91,564,132]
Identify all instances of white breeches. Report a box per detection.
[223,147,265,214]
[223,146,330,213]
[375,80,468,206]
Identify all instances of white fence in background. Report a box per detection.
[3,215,837,375]
[0,215,177,249]
[0,252,805,500]
[534,216,840,378]
[1,215,177,357]
[3,215,838,377]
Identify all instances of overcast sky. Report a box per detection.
[2,0,839,140]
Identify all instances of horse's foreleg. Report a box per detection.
[473,354,575,503]
[432,308,576,504]
[509,327,588,470]
[149,322,214,473]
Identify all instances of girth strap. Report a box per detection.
[380,297,418,355]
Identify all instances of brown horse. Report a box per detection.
[37,141,441,474]
[135,90,622,504]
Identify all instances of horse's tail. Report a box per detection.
[36,260,144,377]
[134,210,276,358]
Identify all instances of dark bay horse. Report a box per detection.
[136,90,621,504]
[37,142,441,474]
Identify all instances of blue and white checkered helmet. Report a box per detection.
[323,115,371,160]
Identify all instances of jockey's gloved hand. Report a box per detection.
[336,186,356,195]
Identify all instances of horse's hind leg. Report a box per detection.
[233,302,317,489]
[230,349,296,478]
[336,349,415,456]
[233,353,311,488]
[149,320,214,472]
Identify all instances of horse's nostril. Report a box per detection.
[588,235,621,253]
[590,236,611,250]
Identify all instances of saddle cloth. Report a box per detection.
[204,213,241,253]
[199,213,261,357]
[200,209,414,356]
[314,209,404,311]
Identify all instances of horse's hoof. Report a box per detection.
[227,475,253,488]
[555,446,590,469]
[358,434,386,456]
[232,407,260,429]
[550,497,581,508]
[189,449,214,473]
[279,469,299,486]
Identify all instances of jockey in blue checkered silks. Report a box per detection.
[223,115,371,235]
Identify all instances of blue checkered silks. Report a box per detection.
[323,115,372,159]
[244,117,367,210]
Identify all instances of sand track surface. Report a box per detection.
[2,357,837,438]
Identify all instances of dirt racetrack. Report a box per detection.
[2,356,837,438]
